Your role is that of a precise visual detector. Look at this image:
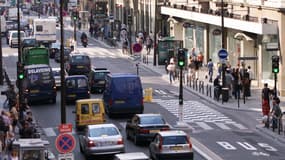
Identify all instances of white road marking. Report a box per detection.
[232,123,248,130]
[196,122,213,130]
[215,123,231,130]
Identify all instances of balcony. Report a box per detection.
[161,5,277,34]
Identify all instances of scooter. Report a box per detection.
[82,38,88,47]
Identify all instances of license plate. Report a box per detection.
[77,66,84,68]
[98,80,105,84]
[68,94,76,97]
[170,146,183,151]
[149,130,160,133]
[115,100,125,104]
[30,90,39,93]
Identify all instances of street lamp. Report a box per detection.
[60,0,66,124]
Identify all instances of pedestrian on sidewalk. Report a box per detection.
[167,62,176,84]
[145,36,153,55]
[214,75,221,101]
[247,66,254,96]
[89,24,94,37]
[261,83,272,127]
[271,97,282,130]
[207,59,214,82]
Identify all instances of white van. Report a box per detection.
[9,30,26,48]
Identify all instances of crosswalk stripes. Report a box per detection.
[152,99,248,132]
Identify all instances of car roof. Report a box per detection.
[76,98,103,103]
[88,123,117,129]
[115,152,149,160]
[109,73,139,78]
[158,130,187,137]
[92,68,110,72]
[52,68,61,71]
[66,75,87,79]
[136,113,162,118]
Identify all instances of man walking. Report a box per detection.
[207,59,214,82]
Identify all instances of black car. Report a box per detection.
[125,114,170,145]
[21,37,38,48]
[54,47,72,62]
[88,68,110,93]
[65,52,91,76]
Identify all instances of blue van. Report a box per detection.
[103,73,144,117]
[65,75,90,103]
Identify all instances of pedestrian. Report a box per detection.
[247,66,254,96]
[9,105,18,133]
[261,83,272,127]
[145,36,153,55]
[225,68,234,99]
[242,69,251,97]
[214,75,221,101]
[167,62,176,84]
[89,24,94,37]
[122,38,128,55]
[197,52,204,67]
[207,59,214,82]
[271,97,282,130]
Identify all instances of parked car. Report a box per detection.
[88,67,110,93]
[52,67,68,88]
[74,98,106,130]
[65,52,91,76]
[79,124,125,158]
[149,130,194,160]
[65,75,90,103]
[114,152,149,160]
[126,114,170,145]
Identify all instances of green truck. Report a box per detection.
[22,46,49,66]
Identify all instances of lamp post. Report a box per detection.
[153,0,157,66]
[60,0,66,124]
[221,0,226,89]
[0,16,3,85]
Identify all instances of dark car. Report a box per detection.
[66,52,91,76]
[65,75,90,103]
[88,68,110,93]
[21,37,38,49]
[125,114,170,145]
[49,42,60,58]
[149,130,194,160]
[55,47,72,62]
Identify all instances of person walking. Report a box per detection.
[167,62,176,84]
[145,36,153,55]
[262,83,272,127]
[247,66,254,96]
[207,59,214,82]
[271,97,282,130]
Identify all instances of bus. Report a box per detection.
[22,46,49,66]
[23,64,57,104]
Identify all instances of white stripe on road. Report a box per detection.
[43,127,56,137]
[232,123,248,130]
[215,123,231,130]
[196,122,213,130]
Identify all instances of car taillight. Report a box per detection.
[186,136,192,149]
[87,140,96,147]
[139,128,149,134]
[159,137,163,151]
[160,127,169,131]
[117,138,124,145]
[108,99,113,106]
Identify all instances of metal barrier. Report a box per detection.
[198,81,204,94]
[206,84,212,98]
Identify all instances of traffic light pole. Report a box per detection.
[0,16,3,85]
[74,19,77,42]
[274,73,277,98]
[60,0,66,124]
[178,66,183,122]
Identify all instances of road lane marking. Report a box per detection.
[232,123,248,130]
[215,123,231,130]
[196,122,213,130]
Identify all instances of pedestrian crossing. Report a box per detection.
[152,99,248,132]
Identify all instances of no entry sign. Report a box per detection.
[55,133,76,154]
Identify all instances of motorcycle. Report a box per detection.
[82,38,88,47]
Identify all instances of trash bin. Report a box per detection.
[221,87,229,102]
[143,88,153,102]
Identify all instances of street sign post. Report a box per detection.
[55,133,76,154]
[133,43,143,53]
[58,123,73,133]
[58,153,74,160]
[218,49,228,59]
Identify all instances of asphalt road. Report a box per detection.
[2,12,285,160]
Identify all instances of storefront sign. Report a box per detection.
[266,42,279,51]
[212,29,222,36]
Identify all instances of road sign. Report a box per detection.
[133,43,143,53]
[58,153,74,160]
[218,49,228,59]
[55,133,76,154]
[59,123,73,133]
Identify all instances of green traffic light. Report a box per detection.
[178,61,184,67]
[273,68,279,73]
[18,74,24,80]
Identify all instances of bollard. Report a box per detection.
[206,84,209,96]
[195,79,198,91]
[201,81,204,94]
[209,85,212,98]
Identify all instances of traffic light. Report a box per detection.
[72,11,78,21]
[128,15,132,25]
[177,48,186,67]
[272,55,279,73]
[17,62,24,80]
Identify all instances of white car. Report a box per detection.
[9,30,26,48]
[52,68,68,88]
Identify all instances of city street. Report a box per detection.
[1,13,285,160]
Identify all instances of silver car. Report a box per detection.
[79,124,125,158]
[149,130,194,160]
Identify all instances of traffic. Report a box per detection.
[1,1,285,160]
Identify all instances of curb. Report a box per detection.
[255,124,285,144]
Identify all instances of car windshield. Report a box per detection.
[89,127,119,137]
[94,72,109,79]
[140,116,165,124]
[12,32,25,38]
[162,136,188,145]
[71,55,90,63]
[23,39,36,45]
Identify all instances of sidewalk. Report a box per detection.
[76,27,285,143]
